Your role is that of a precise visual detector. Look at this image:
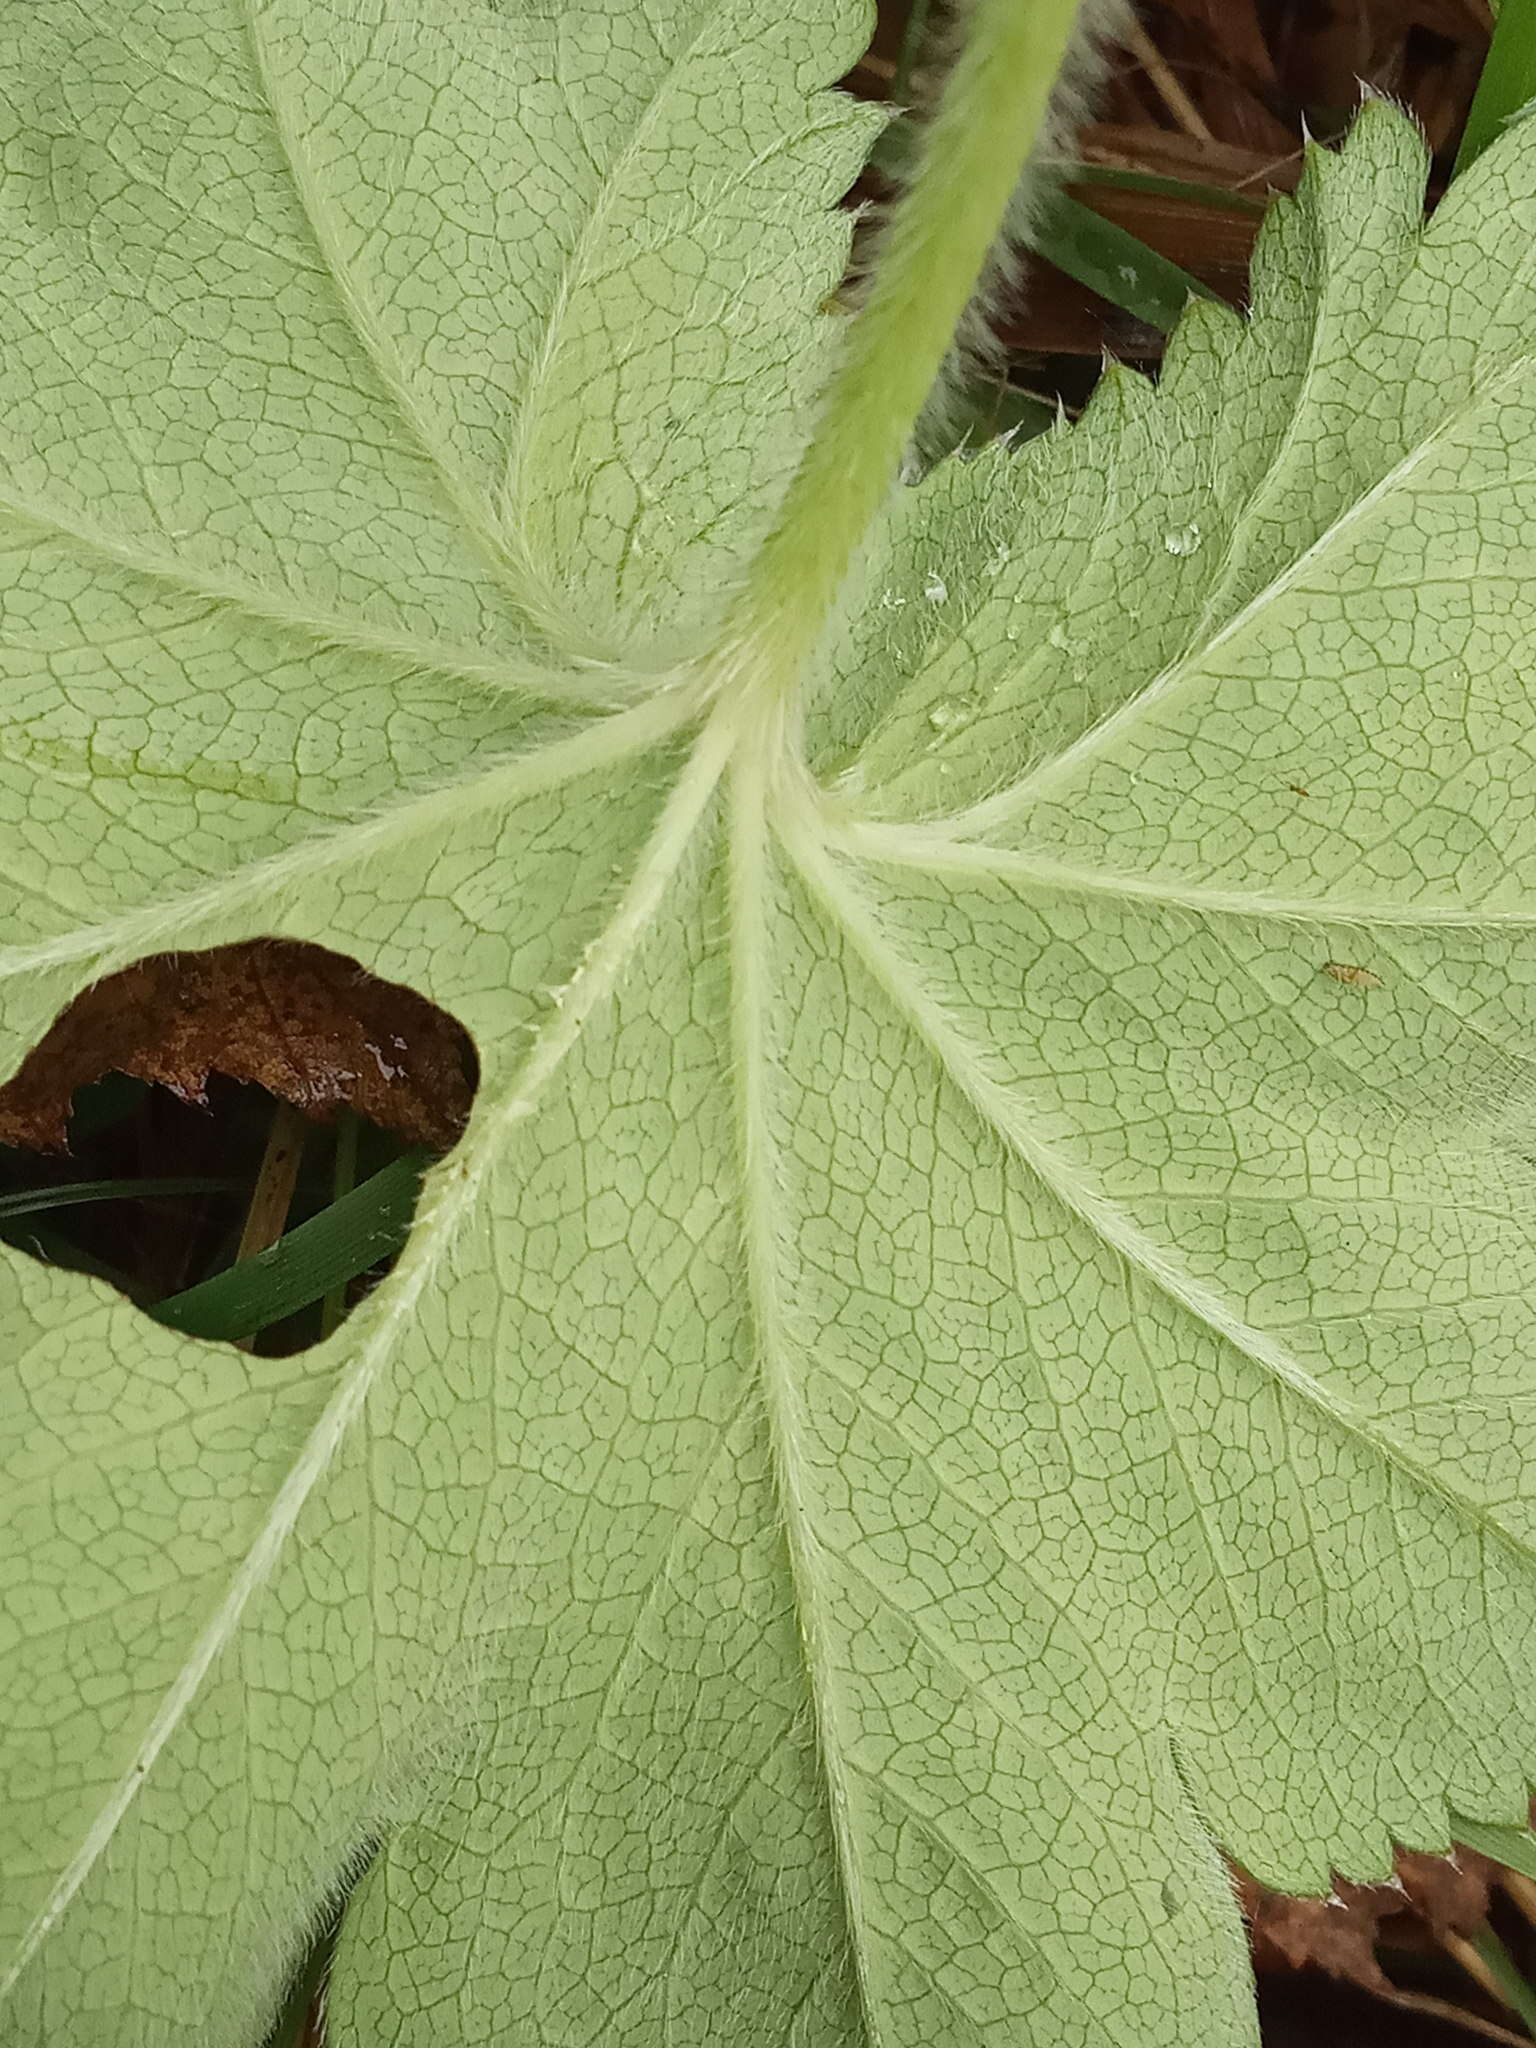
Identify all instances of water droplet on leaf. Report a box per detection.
[927,698,975,735]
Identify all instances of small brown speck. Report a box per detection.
[1322,962,1383,990]
[1287,783,1310,797]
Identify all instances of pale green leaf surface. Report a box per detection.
[4,12,1536,2048]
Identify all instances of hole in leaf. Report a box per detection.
[0,939,477,1354]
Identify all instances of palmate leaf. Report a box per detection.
[5,4,1536,2046]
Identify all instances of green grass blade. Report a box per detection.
[151,1150,430,1343]
[1456,0,1536,174]
[890,0,933,107]
[918,373,1054,464]
[957,379,1054,447]
[1032,192,1219,330]
[1472,1927,1536,2035]
[1454,1817,1536,1884]
[0,1175,243,1221]
[1062,163,1268,215]
[320,1109,361,1339]
[860,144,1231,337]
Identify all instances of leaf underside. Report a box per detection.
[5,7,1536,2048]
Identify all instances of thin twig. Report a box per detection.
[1501,1869,1536,1935]
[850,50,896,86]
[1233,144,1305,193]
[1370,1981,1532,2048]
[1441,1927,1536,2036]
[236,1100,307,1264]
[1119,16,1213,141]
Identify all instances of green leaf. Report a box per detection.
[6,12,1536,2048]
[1063,163,1268,216]
[1454,1817,1536,1883]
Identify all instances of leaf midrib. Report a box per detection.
[727,746,887,2047]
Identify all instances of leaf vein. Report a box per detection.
[0,483,633,709]
[0,695,687,986]
[781,808,1536,1569]
[0,717,727,1998]
[236,0,585,650]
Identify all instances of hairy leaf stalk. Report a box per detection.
[729,0,1084,705]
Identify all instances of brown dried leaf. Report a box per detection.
[1185,63,1297,157]
[1065,181,1263,273]
[1076,121,1302,194]
[0,940,473,1153]
[1237,1845,1498,1993]
[1235,1865,1393,1993]
[1395,1848,1498,1939]
[994,259,1168,359]
[1154,0,1278,86]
